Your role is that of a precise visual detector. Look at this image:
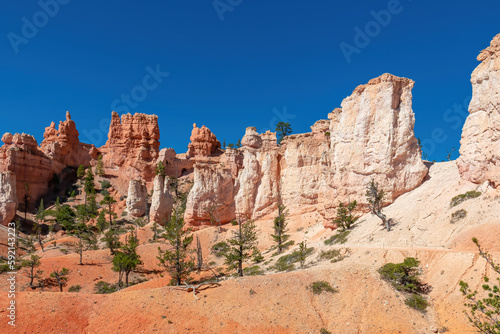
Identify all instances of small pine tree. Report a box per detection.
[96,211,108,233]
[23,183,30,223]
[223,218,259,277]
[366,179,390,232]
[101,228,121,255]
[196,235,203,272]
[333,200,359,230]
[155,161,166,178]
[50,267,70,292]
[222,139,226,149]
[276,122,293,145]
[271,203,290,254]
[236,139,242,148]
[34,199,47,252]
[21,255,42,287]
[157,210,195,285]
[77,165,86,179]
[298,241,308,268]
[100,194,117,226]
[112,234,141,287]
[96,155,105,176]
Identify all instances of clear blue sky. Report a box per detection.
[1,0,499,161]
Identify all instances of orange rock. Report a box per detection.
[186,123,221,158]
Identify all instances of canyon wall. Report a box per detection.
[185,73,428,227]
[457,33,500,185]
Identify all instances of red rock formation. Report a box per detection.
[157,148,194,178]
[101,112,160,183]
[186,123,221,158]
[0,112,97,210]
[0,172,17,226]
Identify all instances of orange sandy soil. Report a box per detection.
[0,162,499,333]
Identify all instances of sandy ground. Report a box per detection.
[0,161,499,333]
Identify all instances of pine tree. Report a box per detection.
[155,161,166,178]
[96,211,108,233]
[223,218,259,277]
[222,139,226,149]
[96,155,105,176]
[366,179,390,232]
[333,200,359,230]
[271,203,290,254]
[50,267,70,292]
[112,234,141,287]
[236,139,242,148]
[21,255,42,287]
[196,235,203,272]
[34,199,47,252]
[23,183,30,223]
[84,168,95,204]
[102,228,121,255]
[276,122,293,145]
[298,240,308,269]
[100,194,117,226]
[76,165,86,179]
[157,210,195,285]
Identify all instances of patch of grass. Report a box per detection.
[243,265,264,276]
[230,220,238,226]
[271,240,295,256]
[324,230,350,245]
[320,328,332,334]
[94,281,118,294]
[405,294,428,312]
[310,281,338,295]
[450,209,467,223]
[60,248,69,255]
[296,227,304,232]
[450,190,481,207]
[68,285,81,292]
[273,247,314,272]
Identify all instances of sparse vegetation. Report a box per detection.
[379,257,430,312]
[274,244,314,272]
[310,281,338,295]
[366,179,391,231]
[243,265,264,276]
[271,202,290,254]
[94,281,119,294]
[211,241,230,258]
[50,267,70,292]
[221,218,260,277]
[460,238,500,333]
[324,230,350,245]
[320,328,332,334]
[450,190,481,207]
[276,121,293,145]
[319,248,351,263]
[68,285,82,292]
[332,200,359,230]
[450,209,467,223]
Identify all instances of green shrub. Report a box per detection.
[450,191,481,207]
[230,220,238,226]
[450,209,467,223]
[273,246,314,272]
[379,257,430,294]
[211,241,230,258]
[310,281,338,295]
[320,329,332,334]
[243,265,263,276]
[68,285,81,292]
[94,281,118,294]
[324,230,350,245]
[324,132,330,137]
[100,180,111,190]
[319,248,350,263]
[405,294,428,311]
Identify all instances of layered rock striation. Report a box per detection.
[185,74,428,226]
[458,34,500,185]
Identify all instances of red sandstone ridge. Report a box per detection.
[100,112,160,183]
[0,112,96,218]
[186,123,221,158]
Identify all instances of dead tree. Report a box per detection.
[366,179,390,232]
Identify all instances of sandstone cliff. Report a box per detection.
[149,175,174,225]
[457,33,500,185]
[185,74,427,227]
[0,172,17,226]
[100,112,160,184]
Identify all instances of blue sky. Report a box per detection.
[1,0,499,160]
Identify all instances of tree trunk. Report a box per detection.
[374,211,390,232]
[29,266,34,286]
[38,231,44,252]
[125,271,129,287]
[59,282,63,292]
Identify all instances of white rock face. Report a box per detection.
[126,180,148,217]
[458,34,500,185]
[0,172,17,226]
[184,159,236,225]
[184,73,428,227]
[149,175,174,225]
